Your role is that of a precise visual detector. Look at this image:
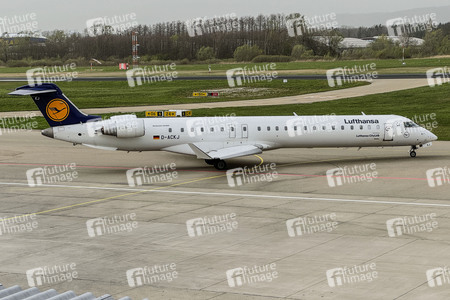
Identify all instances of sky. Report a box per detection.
[1,0,450,32]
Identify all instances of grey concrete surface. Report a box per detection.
[0,131,450,299]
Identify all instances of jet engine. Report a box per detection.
[101,115,145,138]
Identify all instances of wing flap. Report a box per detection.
[188,143,262,160]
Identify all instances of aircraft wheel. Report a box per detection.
[410,151,417,158]
[214,160,227,170]
[205,159,215,165]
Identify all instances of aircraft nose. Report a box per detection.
[430,132,438,141]
[41,127,54,139]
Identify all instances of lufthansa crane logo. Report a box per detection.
[46,99,70,122]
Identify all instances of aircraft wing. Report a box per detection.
[188,143,263,160]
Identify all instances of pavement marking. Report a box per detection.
[0,172,228,221]
[1,181,450,215]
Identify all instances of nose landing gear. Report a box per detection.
[409,146,418,158]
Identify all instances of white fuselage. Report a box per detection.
[46,115,437,157]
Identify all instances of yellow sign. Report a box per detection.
[164,111,177,117]
[46,99,70,122]
[145,111,162,117]
[182,111,192,117]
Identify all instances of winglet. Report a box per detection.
[188,143,212,159]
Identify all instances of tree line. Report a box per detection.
[1,13,449,66]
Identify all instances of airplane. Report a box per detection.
[9,83,438,170]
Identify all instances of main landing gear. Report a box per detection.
[205,159,228,170]
[409,145,418,158]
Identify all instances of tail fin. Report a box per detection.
[9,83,101,127]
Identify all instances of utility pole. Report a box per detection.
[132,31,139,69]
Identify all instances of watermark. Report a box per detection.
[86,13,138,36]
[186,114,237,137]
[26,63,78,86]
[86,213,138,238]
[26,263,77,287]
[426,266,450,287]
[386,13,438,37]
[426,167,450,188]
[87,114,143,138]
[286,114,337,137]
[386,213,438,237]
[286,12,338,37]
[0,13,38,34]
[426,67,450,87]
[185,13,238,37]
[126,163,177,187]
[408,113,438,132]
[126,64,178,87]
[26,163,78,187]
[226,263,278,287]
[0,214,38,236]
[326,263,377,287]
[126,263,178,287]
[326,163,378,187]
[286,213,338,237]
[226,163,278,187]
[327,64,377,87]
[186,213,238,237]
[0,113,38,135]
[226,64,278,87]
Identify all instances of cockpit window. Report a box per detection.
[404,122,419,128]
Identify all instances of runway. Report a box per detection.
[0,74,431,82]
[0,131,449,299]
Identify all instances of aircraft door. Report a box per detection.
[384,123,394,141]
[229,124,236,138]
[241,124,248,138]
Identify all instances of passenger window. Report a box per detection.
[257,126,261,131]
[231,127,235,131]
[169,128,172,133]
[322,126,326,130]
[243,127,247,131]
[275,126,279,131]
[267,126,270,131]
[221,127,224,132]
[190,128,194,132]
[368,125,371,130]
[210,127,214,132]
[181,128,184,133]
[350,125,354,130]
[313,126,317,130]
[360,125,363,130]
[376,125,380,129]
[284,126,288,131]
[304,126,307,131]
[332,126,336,130]
[294,126,297,131]
[341,125,344,130]
[201,127,204,132]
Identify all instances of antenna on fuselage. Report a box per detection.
[293,112,298,116]
[361,112,366,115]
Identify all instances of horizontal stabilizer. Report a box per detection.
[9,88,57,96]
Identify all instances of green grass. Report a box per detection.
[0,80,366,112]
[1,57,449,74]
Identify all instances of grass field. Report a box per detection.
[4,83,449,140]
[0,57,449,75]
[0,80,366,112]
